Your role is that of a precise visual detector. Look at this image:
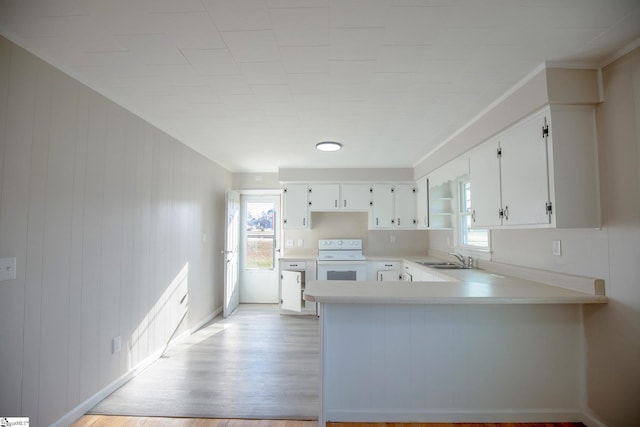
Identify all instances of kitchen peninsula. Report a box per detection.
[305,263,607,426]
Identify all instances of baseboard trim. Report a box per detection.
[51,307,222,427]
[325,408,587,424]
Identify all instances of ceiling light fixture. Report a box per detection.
[316,141,342,152]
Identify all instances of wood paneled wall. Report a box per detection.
[0,37,231,426]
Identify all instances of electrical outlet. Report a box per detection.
[285,239,294,248]
[552,240,562,256]
[112,336,121,354]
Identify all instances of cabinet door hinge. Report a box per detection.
[497,147,502,158]
[546,202,553,215]
[542,118,549,139]
[498,208,504,219]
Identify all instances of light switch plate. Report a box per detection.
[112,336,121,353]
[0,257,17,281]
[552,240,562,256]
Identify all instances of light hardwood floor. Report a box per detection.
[87,304,320,419]
[72,417,585,427]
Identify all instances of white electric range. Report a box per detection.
[316,239,366,281]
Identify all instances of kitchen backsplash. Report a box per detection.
[282,211,429,257]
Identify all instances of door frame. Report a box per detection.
[238,190,283,303]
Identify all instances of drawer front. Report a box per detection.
[281,261,306,270]
[372,261,400,270]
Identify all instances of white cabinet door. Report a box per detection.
[283,184,309,228]
[371,184,416,229]
[469,139,502,227]
[309,183,340,211]
[500,111,551,226]
[377,270,402,281]
[281,270,302,312]
[415,177,429,229]
[371,184,395,228]
[341,184,371,211]
[394,184,416,228]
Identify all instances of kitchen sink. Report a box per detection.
[416,261,458,267]
[431,264,466,269]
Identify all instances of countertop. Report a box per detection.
[304,257,608,305]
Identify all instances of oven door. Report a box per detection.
[317,260,366,281]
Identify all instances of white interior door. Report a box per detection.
[223,190,240,317]
[239,194,281,303]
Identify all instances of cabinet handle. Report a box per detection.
[376,217,379,226]
[303,218,306,226]
[344,200,347,208]
[334,199,338,208]
[471,210,476,222]
[504,205,509,220]
[397,218,400,226]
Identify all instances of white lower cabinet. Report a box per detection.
[280,261,316,314]
[367,261,401,281]
[378,270,403,281]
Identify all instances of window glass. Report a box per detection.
[245,202,275,269]
[459,180,489,249]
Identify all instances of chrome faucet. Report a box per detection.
[447,252,474,269]
[448,251,466,267]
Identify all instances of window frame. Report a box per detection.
[456,178,491,253]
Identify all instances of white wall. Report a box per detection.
[0,38,231,426]
[427,50,640,426]
[282,212,429,258]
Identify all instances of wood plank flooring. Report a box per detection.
[72,417,585,427]
[87,304,320,420]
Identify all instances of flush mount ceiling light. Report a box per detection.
[316,141,342,152]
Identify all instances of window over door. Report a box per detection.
[245,201,276,270]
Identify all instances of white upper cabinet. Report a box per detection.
[371,184,395,228]
[415,177,429,229]
[340,184,371,211]
[309,183,371,211]
[371,183,416,229]
[395,184,417,228]
[499,109,551,226]
[469,105,599,229]
[469,138,502,228]
[309,183,340,211]
[283,184,310,228]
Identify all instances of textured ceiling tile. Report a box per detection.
[1,0,638,171]
[222,30,281,62]
[181,48,240,75]
[203,0,272,31]
[269,7,329,46]
[280,46,330,73]
[239,61,287,85]
[150,12,226,49]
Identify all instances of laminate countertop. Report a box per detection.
[304,261,608,305]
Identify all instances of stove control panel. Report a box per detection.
[318,239,363,250]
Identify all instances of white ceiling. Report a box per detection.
[1,0,639,173]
